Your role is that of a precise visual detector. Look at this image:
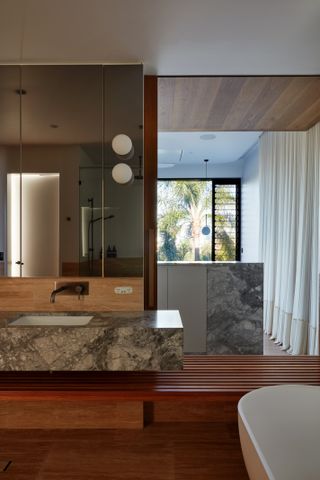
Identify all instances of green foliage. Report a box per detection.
[215,230,236,261]
[158,231,178,261]
[157,180,237,262]
[200,240,212,261]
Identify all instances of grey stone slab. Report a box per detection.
[207,263,263,354]
[0,310,183,371]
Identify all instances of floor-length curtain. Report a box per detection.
[259,124,320,355]
[304,123,320,355]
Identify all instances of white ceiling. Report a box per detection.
[158,131,261,167]
[0,0,319,75]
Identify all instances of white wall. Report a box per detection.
[241,143,260,262]
[158,158,243,179]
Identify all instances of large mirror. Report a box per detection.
[103,65,143,277]
[0,66,20,277]
[0,64,143,278]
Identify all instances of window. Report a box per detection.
[157,179,241,262]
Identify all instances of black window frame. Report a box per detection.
[157,177,241,262]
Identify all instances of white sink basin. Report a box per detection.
[10,315,94,326]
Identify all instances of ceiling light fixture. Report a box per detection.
[202,159,211,236]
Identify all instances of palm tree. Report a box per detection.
[158,181,210,261]
[158,180,237,262]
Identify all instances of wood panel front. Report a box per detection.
[0,277,143,311]
[0,400,143,429]
[159,76,320,131]
[145,400,239,424]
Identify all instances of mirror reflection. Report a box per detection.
[0,64,143,278]
[103,65,143,277]
[0,66,20,276]
[20,65,103,277]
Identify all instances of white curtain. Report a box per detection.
[259,123,320,355]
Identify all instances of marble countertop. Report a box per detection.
[0,310,183,329]
[0,310,183,371]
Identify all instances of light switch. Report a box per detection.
[114,286,133,295]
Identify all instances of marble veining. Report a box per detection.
[207,263,263,354]
[0,311,183,371]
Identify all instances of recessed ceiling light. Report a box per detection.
[200,134,216,141]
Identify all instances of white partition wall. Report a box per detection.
[7,173,60,277]
[158,264,207,353]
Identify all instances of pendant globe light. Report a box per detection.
[112,163,134,185]
[202,159,211,236]
[111,134,134,160]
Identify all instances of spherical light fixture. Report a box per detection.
[112,134,133,158]
[202,225,210,236]
[112,163,134,185]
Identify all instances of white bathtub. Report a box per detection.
[238,385,320,480]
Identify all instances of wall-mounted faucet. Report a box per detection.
[50,282,89,303]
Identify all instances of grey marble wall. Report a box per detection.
[207,263,263,354]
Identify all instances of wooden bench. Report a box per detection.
[0,356,318,429]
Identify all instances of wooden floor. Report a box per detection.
[0,423,249,480]
[0,356,319,479]
[263,334,288,355]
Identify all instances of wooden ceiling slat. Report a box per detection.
[206,77,247,130]
[222,77,269,130]
[158,77,175,133]
[257,77,320,130]
[287,91,320,130]
[158,76,320,131]
[190,77,222,131]
[236,77,290,130]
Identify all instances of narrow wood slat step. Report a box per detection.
[0,356,319,399]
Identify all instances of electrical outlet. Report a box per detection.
[114,286,133,295]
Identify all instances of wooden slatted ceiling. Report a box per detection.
[0,356,319,399]
[158,76,320,132]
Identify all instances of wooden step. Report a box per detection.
[0,356,319,400]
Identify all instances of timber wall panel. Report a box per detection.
[0,277,143,311]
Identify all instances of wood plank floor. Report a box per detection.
[0,356,318,479]
[0,422,249,480]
